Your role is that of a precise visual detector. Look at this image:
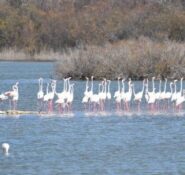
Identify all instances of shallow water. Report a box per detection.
[0,61,185,174]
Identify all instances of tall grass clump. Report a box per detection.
[55,37,185,80]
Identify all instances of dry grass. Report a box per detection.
[0,49,61,61]
[55,37,185,80]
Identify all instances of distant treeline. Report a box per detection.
[1,0,185,54]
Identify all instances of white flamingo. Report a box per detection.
[155,79,162,101]
[114,77,121,98]
[91,83,100,111]
[37,78,44,100]
[89,76,94,103]
[2,143,10,155]
[133,79,145,111]
[176,78,183,99]
[176,90,185,111]
[43,81,56,112]
[164,82,174,103]
[82,77,90,109]
[5,82,19,110]
[67,83,74,111]
[37,78,44,111]
[106,80,111,100]
[171,80,178,102]
[124,79,133,111]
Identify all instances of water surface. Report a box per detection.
[0,61,185,175]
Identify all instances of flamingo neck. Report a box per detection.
[174,82,177,93]
[142,80,145,93]
[121,80,125,93]
[108,81,110,93]
[104,81,107,94]
[91,78,94,92]
[152,78,155,91]
[118,79,120,91]
[170,84,173,94]
[180,79,183,92]
[159,80,161,93]
[85,79,89,91]
[163,80,167,93]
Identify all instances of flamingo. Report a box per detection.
[37,78,44,111]
[145,77,156,110]
[155,79,162,101]
[37,78,44,99]
[55,97,65,113]
[82,77,90,110]
[176,78,183,99]
[124,79,133,111]
[91,83,100,111]
[0,93,8,110]
[47,80,57,112]
[5,82,19,110]
[165,82,173,100]
[133,79,145,111]
[43,83,49,102]
[160,78,168,109]
[43,81,56,112]
[106,80,112,111]
[120,79,126,109]
[147,87,156,111]
[106,80,111,100]
[55,78,68,100]
[176,90,185,111]
[67,83,75,111]
[154,79,162,110]
[89,76,94,102]
[114,77,122,110]
[164,82,173,109]
[148,77,155,98]
[144,79,149,103]
[98,81,105,111]
[84,77,90,98]
[114,77,121,98]
[171,80,178,102]
[2,143,10,155]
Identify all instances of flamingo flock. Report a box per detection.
[81,76,185,113]
[0,77,184,114]
[37,77,74,113]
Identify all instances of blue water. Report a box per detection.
[0,62,185,174]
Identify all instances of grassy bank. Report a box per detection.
[55,37,185,80]
[0,49,61,61]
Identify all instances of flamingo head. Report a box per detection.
[174,79,178,83]
[122,79,125,83]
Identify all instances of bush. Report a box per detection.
[55,37,185,80]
